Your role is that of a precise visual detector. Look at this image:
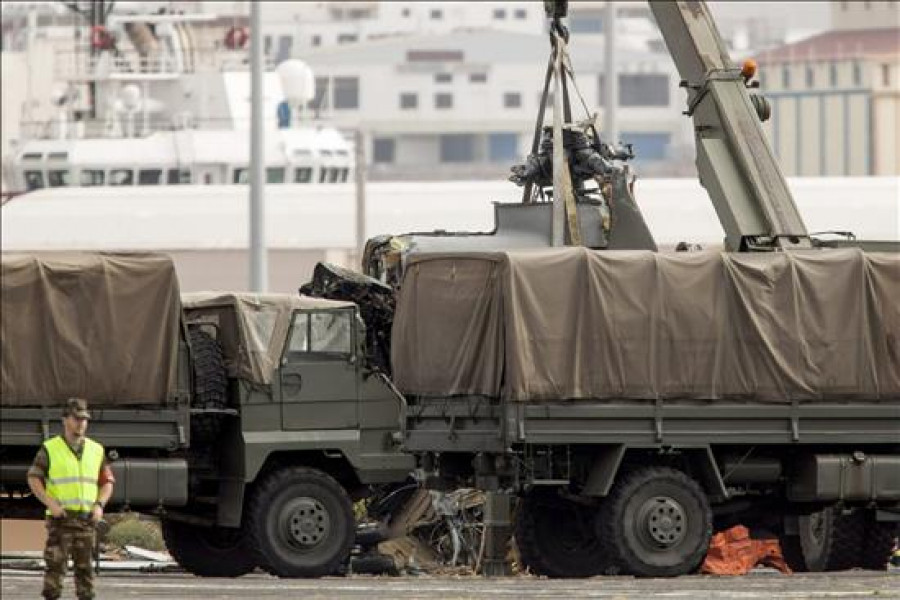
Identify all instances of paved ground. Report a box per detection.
[3,569,899,599]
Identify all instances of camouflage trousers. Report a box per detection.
[42,516,96,600]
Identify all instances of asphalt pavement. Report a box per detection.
[2,569,899,599]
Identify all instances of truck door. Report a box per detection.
[280,308,359,430]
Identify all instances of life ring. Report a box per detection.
[225,26,249,50]
[91,25,115,50]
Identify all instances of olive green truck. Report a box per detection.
[0,253,413,578]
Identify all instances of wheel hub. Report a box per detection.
[284,497,330,547]
[638,496,687,548]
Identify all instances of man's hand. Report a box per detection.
[47,500,66,519]
[90,504,103,523]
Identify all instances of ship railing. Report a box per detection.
[54,45,277,81]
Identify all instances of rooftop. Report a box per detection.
[755,27,900,63]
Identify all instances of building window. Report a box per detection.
[440,134,475,163]
[267,167,285,184]
[853,62,862,86]
[109,169,134,186]
[402,8,411,17]
[373,138,396,164]
[311,35,321,47]
[308,77,329,111]
[167,168,190,184]
[493,8,506,19]
[619,74,669,107]
[435,72,453,83]
[782,66,791,89]
[514,8,528,19]
[430,9,443,19]
[48,170,70,187]
[489,133,519,162]
[400,92,418,109]
[504,92,522,108]
[337,33,358,44]
[570,10,603,33]
[333,77,359,110]
[24,170,45,190]
[882,64,890,86]
[805,66,815,88]
[829,63,838,87]
[80,169,104,186]
[469,72,487,83]
[622,132,671,161]
[294,167,312,183]
[138,169,162,185]
[275,36,293,63]
[435,92,453,109]
[264,35,272,55]
[233,168,248,184]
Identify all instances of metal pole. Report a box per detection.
[604,1,618,145]
[354,129,367,269]
[249,1,267,292]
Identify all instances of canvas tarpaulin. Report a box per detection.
[1,253,182,407]
[182,292,357,385]
[391,248,900,403]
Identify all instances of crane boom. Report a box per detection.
[648,1,811,250]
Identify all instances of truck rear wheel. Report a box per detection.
[596,466,712,577]
[513,488,609,577]
[798,507,862,571]
[857,512,896,571]
[161,520,256,577]
[247,466,355,578]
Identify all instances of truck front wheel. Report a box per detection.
[161,520,257,577]
[247,466,355,578]
[596,466,712,577]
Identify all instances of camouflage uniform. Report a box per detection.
[42,516,97,600]
[30,438,113,600]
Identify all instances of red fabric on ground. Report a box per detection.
[701,525,792,576]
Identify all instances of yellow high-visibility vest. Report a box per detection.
[43,436,104,516]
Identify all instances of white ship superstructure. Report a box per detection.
[4,6,352,195]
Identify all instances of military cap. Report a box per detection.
[64,398,91,419]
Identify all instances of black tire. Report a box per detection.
[351,552,398,576]
[513,488,610,578]
[858,512,897,571]
[161,520,257,577]
[355,522,389,550]
[798,507,862,572]
[596,466,712,578]
[188,327,228,442]
[247,466,355,578]
[778,531,808,572]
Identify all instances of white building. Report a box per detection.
[300,28,692,180]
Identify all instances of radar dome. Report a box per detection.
[277,59,316,105]
[120,84,142,111]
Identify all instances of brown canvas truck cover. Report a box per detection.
[1,253,182,407]
[392,248,900,403]
[182,292,356,386]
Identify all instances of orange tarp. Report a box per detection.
[701,525,792,576]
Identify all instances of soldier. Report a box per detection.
[26,398,115,600]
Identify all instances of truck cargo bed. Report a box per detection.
[403,397,900,453]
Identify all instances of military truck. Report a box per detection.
[337,0,900,578]
[0,253,413,578]
[385,247,900,578]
